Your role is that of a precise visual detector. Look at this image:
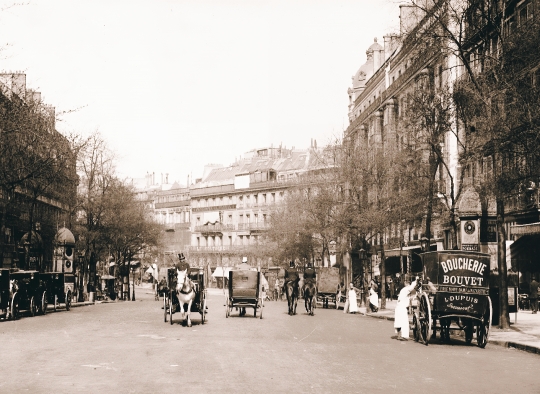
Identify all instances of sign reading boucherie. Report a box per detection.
[422,251,490,314]
[439,255,487,286]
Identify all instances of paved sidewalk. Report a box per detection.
[354,299,540,355]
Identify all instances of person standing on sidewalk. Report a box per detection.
[530,277,539,314]
[392,279,419,341]
[344,283,359,314]
[369,284,379,312]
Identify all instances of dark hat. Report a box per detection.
[289,261,295,268]
[178,253,186,261]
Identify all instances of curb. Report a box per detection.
[488,340,540,355]
[360,309,540,356]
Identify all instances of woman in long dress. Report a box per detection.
[369,286,379,312]
[393,280,418,341]
[348,283,358,314]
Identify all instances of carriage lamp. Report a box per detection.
[420,237,429,253]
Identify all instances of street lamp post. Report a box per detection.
[132,265,136,301]
[359,248,368,307]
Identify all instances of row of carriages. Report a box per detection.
[0,269,75,320]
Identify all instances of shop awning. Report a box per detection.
[212,266,232,278]
[384,245,422,257]
[510,222,540,236]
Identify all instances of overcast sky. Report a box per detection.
[0,0,400,184]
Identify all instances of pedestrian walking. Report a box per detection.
[344,283,358,314]
[530,277,539,314]
[389,279,395,300]
[392,279,420,341]
[369,285,379,312]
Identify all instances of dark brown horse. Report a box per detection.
[303,280,317,316]
[285,280,298,316]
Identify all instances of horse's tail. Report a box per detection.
[304,281,317,298]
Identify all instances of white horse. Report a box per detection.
[175,269,196,327]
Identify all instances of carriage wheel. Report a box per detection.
[65,291,72,311]
[477,296,492,348]
[163,294,168,323]
[41,291,48,315]
[418,293,432,345]
[29,296,36,317]
[10,293,19,320]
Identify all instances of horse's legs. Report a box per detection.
[185,300,192,327]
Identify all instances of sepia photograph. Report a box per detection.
[0,0,539,393]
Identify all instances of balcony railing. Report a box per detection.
[505,189,540,214]
[187,245,252,253]
[194,223,235,233]
[237,222,270,231]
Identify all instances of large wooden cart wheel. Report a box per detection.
[10,293,19,320]
[41,291,48,315]
[29,296,36,317]
[65,291,72,311]
[418,293,432,345]
[477,296,492,348]
[163,293,168,323]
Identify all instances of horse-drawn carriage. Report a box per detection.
[226,269,263,319]
[412,251,492,348]
[316,267,341,309]
[40,272,75,312]
[4,270,45,319]
[164,266,207,326]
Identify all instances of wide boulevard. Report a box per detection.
[1,287,538,393]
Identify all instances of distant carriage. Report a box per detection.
[226,269,263,319]
[412,251,492,348]
[316,267,341,308]
[40,272,75,312]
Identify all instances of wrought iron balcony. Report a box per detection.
[194,223,235,234]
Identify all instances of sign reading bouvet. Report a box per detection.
[429,251,490,315]
[439,253,487,286]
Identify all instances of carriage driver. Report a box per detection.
[283,260,300,294]
[175,253,190,272]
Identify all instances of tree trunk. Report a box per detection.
[496,197,510,329]
[379,233,386,310]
